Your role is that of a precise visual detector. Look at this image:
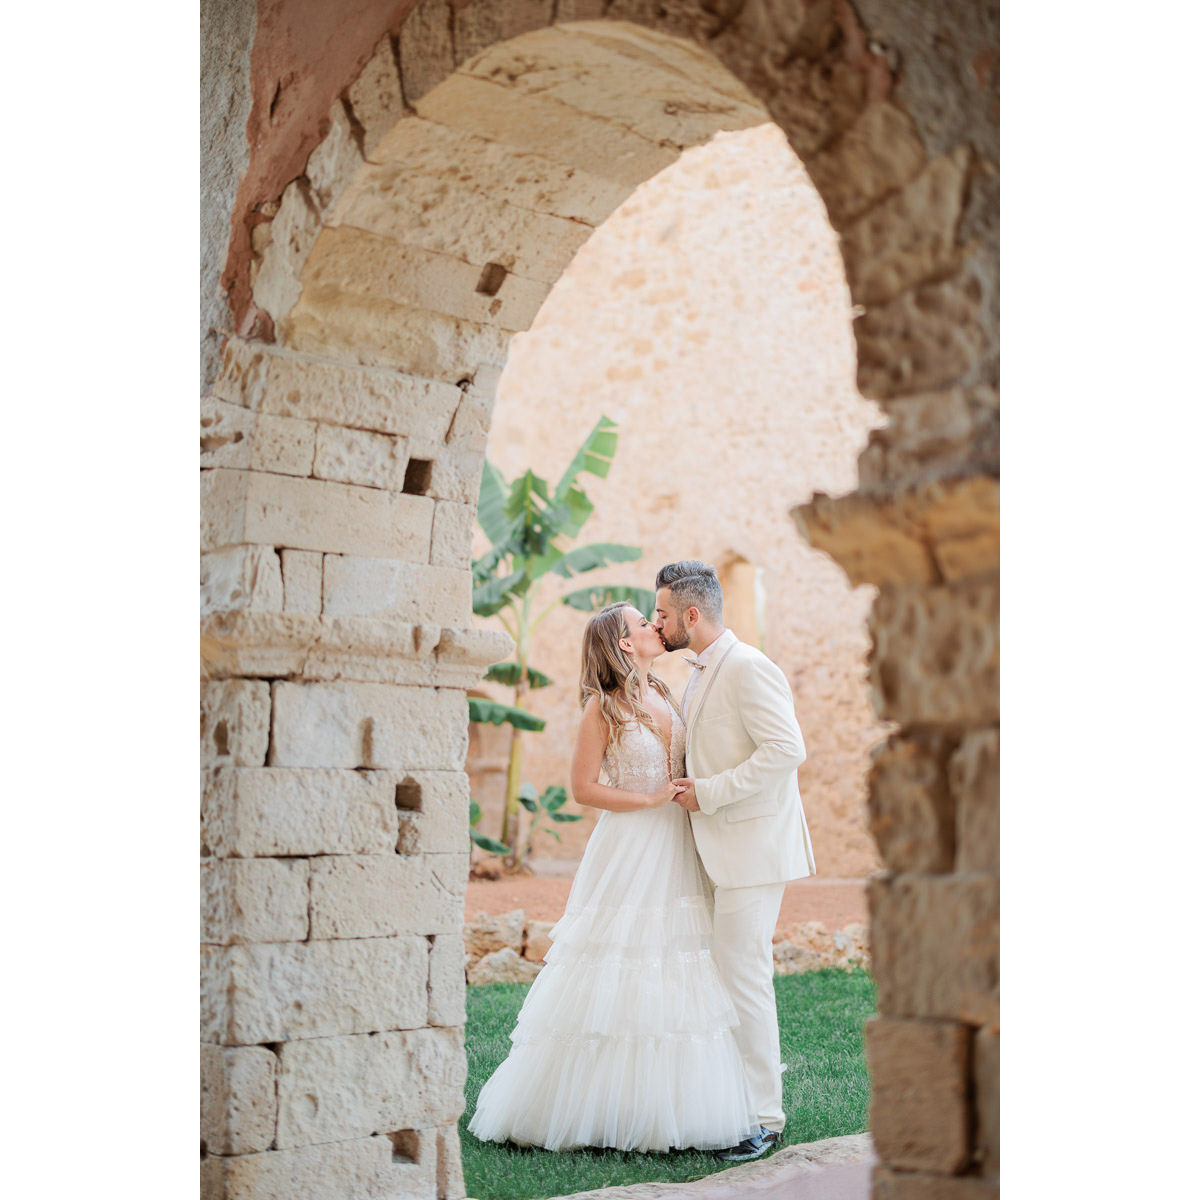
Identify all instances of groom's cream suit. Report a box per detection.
[682,629,816,1134]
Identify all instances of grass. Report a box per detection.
[460,968,876,1200]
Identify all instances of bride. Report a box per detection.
[467,602,758,1153]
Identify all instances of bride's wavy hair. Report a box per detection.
[580,602,675,751]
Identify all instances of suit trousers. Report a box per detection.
[709,880,788,1133]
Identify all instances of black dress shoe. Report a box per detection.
[715,1126,780,1162]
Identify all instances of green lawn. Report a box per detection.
[460,969,876,1200]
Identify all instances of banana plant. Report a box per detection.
[471,415,655,862]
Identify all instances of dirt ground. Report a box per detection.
[465,874,869,937]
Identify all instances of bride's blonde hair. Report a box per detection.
[580,602,676,751]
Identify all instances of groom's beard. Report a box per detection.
[658,627,690,653]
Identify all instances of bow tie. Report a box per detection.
[685,659,706,670]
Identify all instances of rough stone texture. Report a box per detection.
[280,549,323,613]
[313,424,409,492]
[201,468,435,560]
[871,579,999,729]
[201,857,310,944]
[435,1121,465,1200]
[392,770,471,855]
[974,1023,999,1178]
[523,919,554,963]
[866,1017,971,1174]
[306,101,365,211]
[868,736,955,873]
[308,853,468,939]
[253,176,321,325]
[950,729,999,875]
[201,1043,277,1156]
[201,767,400,858]
[463,910,525,965]
[468,946,543,985]
[773,922,869,974]
[201,546,284,617]
[323,556,470,624]
[347,35,406,157]
[275,1027,466,1148]
[202,1133,433,1200]
[201,679,270,766]
[269,682,468,769]
[213,337,462,441]
[202,936,429,1045]
[429,500,475,569]
[398,0,456,105]
[872,1167,1000,1200]
[869,874,999,1025]
[428,934,467,1027]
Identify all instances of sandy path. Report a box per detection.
[466,874,869,935]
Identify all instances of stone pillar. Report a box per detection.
[201,337,512,1200]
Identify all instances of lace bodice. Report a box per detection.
[601,707,685,793]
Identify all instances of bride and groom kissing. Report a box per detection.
[469,560,817,1162]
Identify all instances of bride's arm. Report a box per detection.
[570,697,680,812]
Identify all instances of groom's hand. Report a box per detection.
[671,778,700,812]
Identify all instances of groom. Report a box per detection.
[653,560,817,1162]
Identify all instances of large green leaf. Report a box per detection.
[518,782,539,813]
[552,542,643,580]
[472,569,528,616]
[470,830,511,855]
[484,663,554,689]
[469,797,482,827]
[559,584,657,618]
[541,785,568,812]
[550,811,584,823]
[476,460,513,548]
[467,697,546,731]
[550,416,619,538]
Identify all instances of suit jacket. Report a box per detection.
[685,631,817,890]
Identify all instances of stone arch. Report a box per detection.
[202,3,998,1197]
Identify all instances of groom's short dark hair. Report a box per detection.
[655,560,723,622]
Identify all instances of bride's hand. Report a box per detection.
[648,781,684,808]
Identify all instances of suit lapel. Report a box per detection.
[685,631,738,762]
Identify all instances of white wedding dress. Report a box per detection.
[467,707,758,1153]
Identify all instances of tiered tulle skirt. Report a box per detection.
[467,804,758,1152]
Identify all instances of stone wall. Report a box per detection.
[201,3,998,1197]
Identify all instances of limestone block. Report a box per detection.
[201,767,399,858]
[430,501,475,568]
[253,177,320,325]
[463,910,525,966]
[869,874,999,1024]
[424,447,485,506]
[870,579,998,728]
[201,468,435,560]
[215,336,462,440]
[841,148,971,307]
[392,770,471,855]
[855,270,988,400]
[252,413,317,477]
[451,0,555,67]
[201,546,283,617]
[275,1027,466,1148]
[270,682,468,770]
[950,729,999,875]
[202,936,429,1045]
[429,934,467,1027]
[398,0,456,105]
[201,679,270,766]
[926,477,999,585]
[300,226,550,333]
[436,1122,466,1200]
[201,1043,277,1156]
[872,1168,999,1200]
[856,388,997,494]
[866,1017,971,1173]
[323,556,470,625]
[523,920,554,963]
[415,70,680,189]
[468,946,543,985]
[281,549,323,613]
[434,627,514,676]
[308,853,468,939]
[868,736,955,873]
[201,857,310,944]
[806,102,927,226]
[347,36,406,158]
[445,367,500,453]
[307,101,364,212]
[974,1023,1000,1177]
[283,285,514,383]
[202,1133,435,1200]
[201,397,255,469]
[313,424,408,492]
